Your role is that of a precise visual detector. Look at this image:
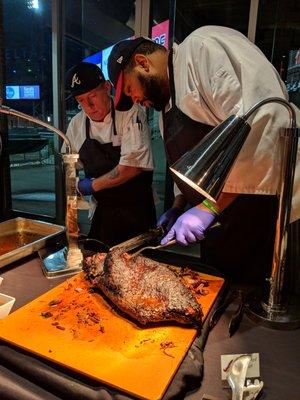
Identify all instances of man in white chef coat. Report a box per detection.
[107,26,300,282]
[63,62,156,247]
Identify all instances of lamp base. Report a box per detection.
[39,246,83,278]
[245,290,300,330]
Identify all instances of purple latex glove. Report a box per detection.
[77,178,95,196]
[157,207,183,232]
[161,207,216,246]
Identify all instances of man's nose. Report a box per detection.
[87,99,96,109]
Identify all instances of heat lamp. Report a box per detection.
[170,97,300,329]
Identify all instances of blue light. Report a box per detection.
[27,0,39,10]
[5,85,40,100]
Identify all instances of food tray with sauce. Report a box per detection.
[0,217,65,268]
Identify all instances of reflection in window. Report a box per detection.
[287,50,300,107]
[3,0,55,217]
[174,0,251,42]
[255,0,300,107]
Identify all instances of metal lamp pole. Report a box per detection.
[243,98,300,329]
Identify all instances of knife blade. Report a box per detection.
[109,226,164,253]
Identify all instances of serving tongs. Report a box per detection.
[128,239,177,258]
[128,222,221,259]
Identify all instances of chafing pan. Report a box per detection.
[0,217,65,268]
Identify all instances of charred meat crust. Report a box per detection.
[84,250,204,326]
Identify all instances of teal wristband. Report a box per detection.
[202,199,220,216]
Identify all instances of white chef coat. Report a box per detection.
[163,25,300,222]
[65,103,154,171]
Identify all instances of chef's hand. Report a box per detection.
[160,207,216,246]
[77,178,95,196]
[157,207,183,233]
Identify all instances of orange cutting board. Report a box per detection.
[0,268,224,400]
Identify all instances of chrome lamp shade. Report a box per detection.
[170,115,251,203]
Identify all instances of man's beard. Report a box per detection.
[138,73,169,111]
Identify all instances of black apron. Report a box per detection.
[79,103,156,247]
[162,50,277,284]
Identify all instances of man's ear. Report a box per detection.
[133,54,150,72]
[104,80,111,94]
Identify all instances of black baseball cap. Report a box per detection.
[108,37,154,111]
[66,62,105,97]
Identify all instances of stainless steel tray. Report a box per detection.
[0,217,66,268]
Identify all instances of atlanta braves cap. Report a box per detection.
[66,62,105,97]
[108,37,153,111]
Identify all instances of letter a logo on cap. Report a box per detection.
[116,56,123,64]
[71,73,81,88]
